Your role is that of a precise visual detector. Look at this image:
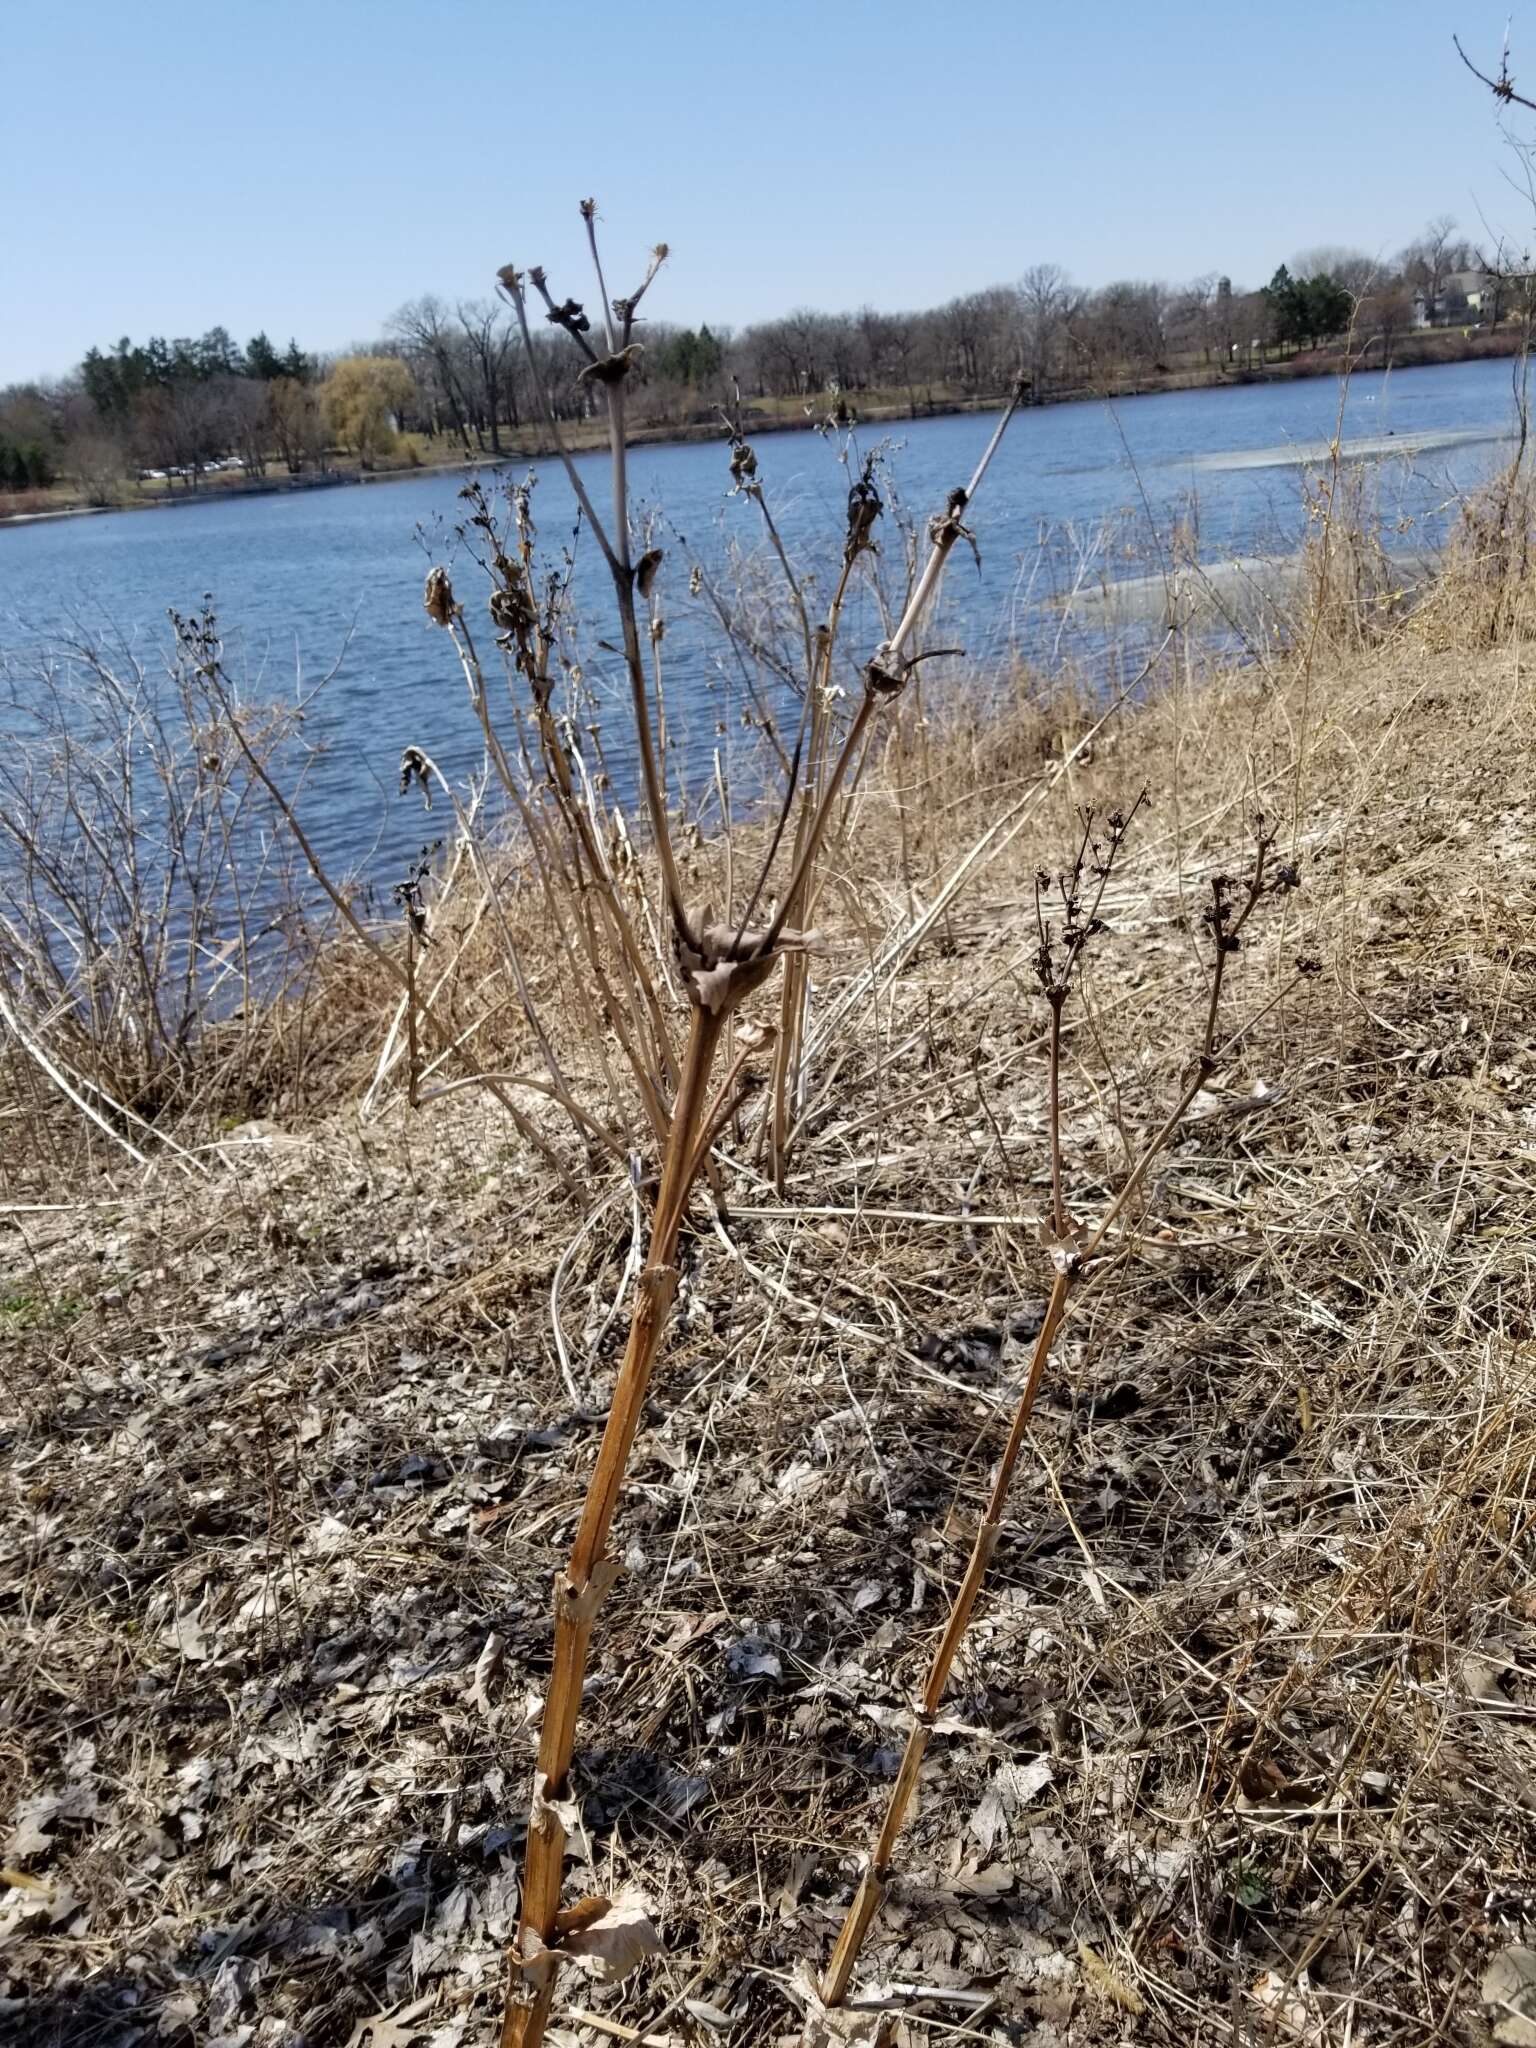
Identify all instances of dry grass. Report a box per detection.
[5,605,1536,2045]
[0,616,406,1193]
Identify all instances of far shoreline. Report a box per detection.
[3,326,1527,530]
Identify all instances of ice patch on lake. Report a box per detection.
[1051,549,1441,627]
[1189,425,1513,471]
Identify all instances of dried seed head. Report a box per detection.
[636,548,663,599]
[728,438,758,491]
[392,839,442,941]
[399,746,432,806]
[1202,874,1243,954]
[423,567,456,628]
[930,484,979,567]
[844,459,883,564]
[488,582,535,638]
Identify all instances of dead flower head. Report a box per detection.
[399,746,431,806]
[423,567,456,628]
[728,438,758,493]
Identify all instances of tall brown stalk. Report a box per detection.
[484,205,1027,2048]
[819,811,1302,2010]
[762,401,1025,1185]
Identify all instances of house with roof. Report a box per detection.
[1412,269,1489,327]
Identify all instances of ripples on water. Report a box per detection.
[0,356,1524,887]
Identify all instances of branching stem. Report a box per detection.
[821,825,1281,2009]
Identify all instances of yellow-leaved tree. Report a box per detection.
[322,355,414,469]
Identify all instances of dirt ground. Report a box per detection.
[4,636,1536,2047]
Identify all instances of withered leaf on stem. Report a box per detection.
[578,344,644,386]
[677,922,815,1017]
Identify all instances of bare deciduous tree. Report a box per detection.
[1398,215,1474,308]
[1291,245,1380,297]
[1016,261,1077,396]
[1076,279,1168,376]
[223,377,272,477]
[388,293,476,448]
[455,297,517,452]
[268,376,326,474]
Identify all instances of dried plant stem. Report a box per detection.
[503,1000,730,2048]
[0,985,156,1173]
[821,839,1277,2008]
[402,923,422,1109]
[764,379,1027,963]
[820,1260,1072,2004]
[606,385,692,943]
[396,746,597,1147]
[433,601,677,1143]
[768,554,857,1183]
[500,262,693,950]
[488,219,1028,2045]
[193,636,574,1188]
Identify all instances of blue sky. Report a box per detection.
[2,1,1528,384]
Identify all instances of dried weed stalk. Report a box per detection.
[429,203,1028,2048]
[819,806,1306,2012]
[0,620,331,1180]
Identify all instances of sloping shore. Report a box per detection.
[4,630,1533,2046]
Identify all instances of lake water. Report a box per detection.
[0,355,1525,886]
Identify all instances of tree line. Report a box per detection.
[0,216,1523,501]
